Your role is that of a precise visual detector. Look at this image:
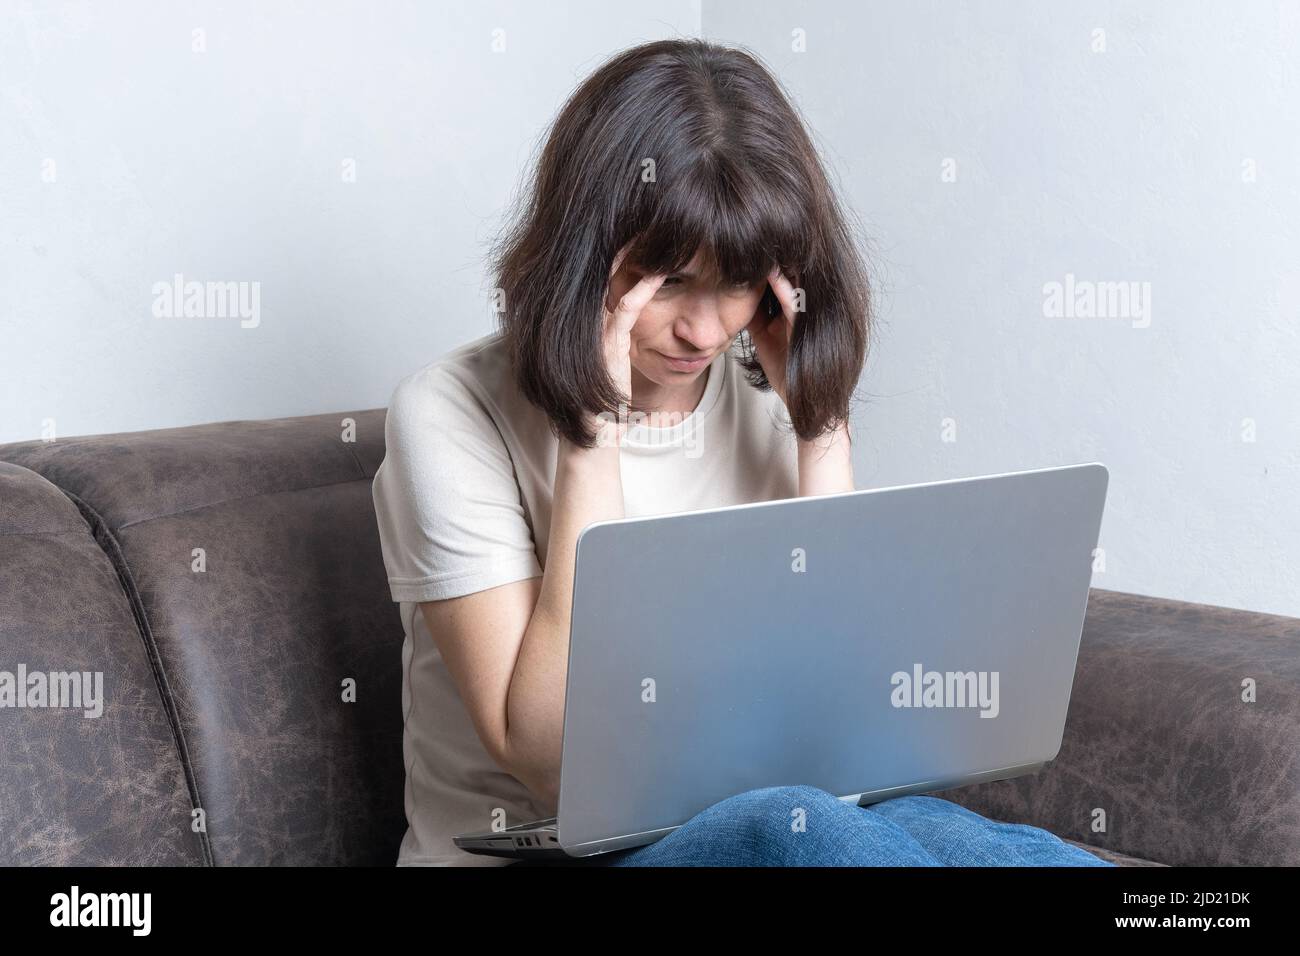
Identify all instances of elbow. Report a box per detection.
[528,775,560,814]
[509,763,561,816]
[493,734,561,814]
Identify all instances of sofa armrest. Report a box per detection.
[932,588,1300,866]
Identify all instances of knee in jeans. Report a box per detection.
[879,794,974,818]
[686,785,848,865]
[730,784,842,831]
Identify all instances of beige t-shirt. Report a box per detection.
[371,331,800,865]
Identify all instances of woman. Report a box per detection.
[371,38,1110,867]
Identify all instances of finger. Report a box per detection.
[609,242,636,283]
[607,273,666,334]
[603,242,640,316]
[767,265,799,330]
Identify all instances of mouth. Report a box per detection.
[659,351,713,373]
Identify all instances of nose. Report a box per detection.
[672,295,732,354]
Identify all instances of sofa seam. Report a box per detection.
[115,471,371,531]
[342,435,370,479]
[62,489,216,867]
[0,528,98,538]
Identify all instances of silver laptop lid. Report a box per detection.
[557,462,1108,855]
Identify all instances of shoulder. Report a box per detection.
[386,332,516,435]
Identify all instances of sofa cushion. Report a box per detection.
[1,411,405,865]
[0,462,204,865]
[932,588,1300,866]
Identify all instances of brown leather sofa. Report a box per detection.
[2,410,1297,866]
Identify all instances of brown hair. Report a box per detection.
[491,38,872,447]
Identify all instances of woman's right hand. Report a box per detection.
[596,244,666,445]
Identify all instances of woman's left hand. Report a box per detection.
[744,265,800,407]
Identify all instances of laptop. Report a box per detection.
[453,461,1109,861]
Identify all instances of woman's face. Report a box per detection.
[610,249,768,386]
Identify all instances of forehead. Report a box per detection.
[631,248,704,272]
[675,249,708,274]
[655,247,716,276]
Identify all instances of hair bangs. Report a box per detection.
[626,161,811,286]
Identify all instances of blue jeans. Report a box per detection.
[548,785,1113,866]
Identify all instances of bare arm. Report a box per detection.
[417,248,663,811]
[417,438,622,810]
[797,420,855,497]
[496,437,623,806]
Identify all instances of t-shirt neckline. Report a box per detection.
[621,351,727,451]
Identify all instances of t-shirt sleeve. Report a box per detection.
[371,365,543,603]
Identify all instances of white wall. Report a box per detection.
[3,1,1297,615]
[0,0,701,435]
[704,0,1300,616]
